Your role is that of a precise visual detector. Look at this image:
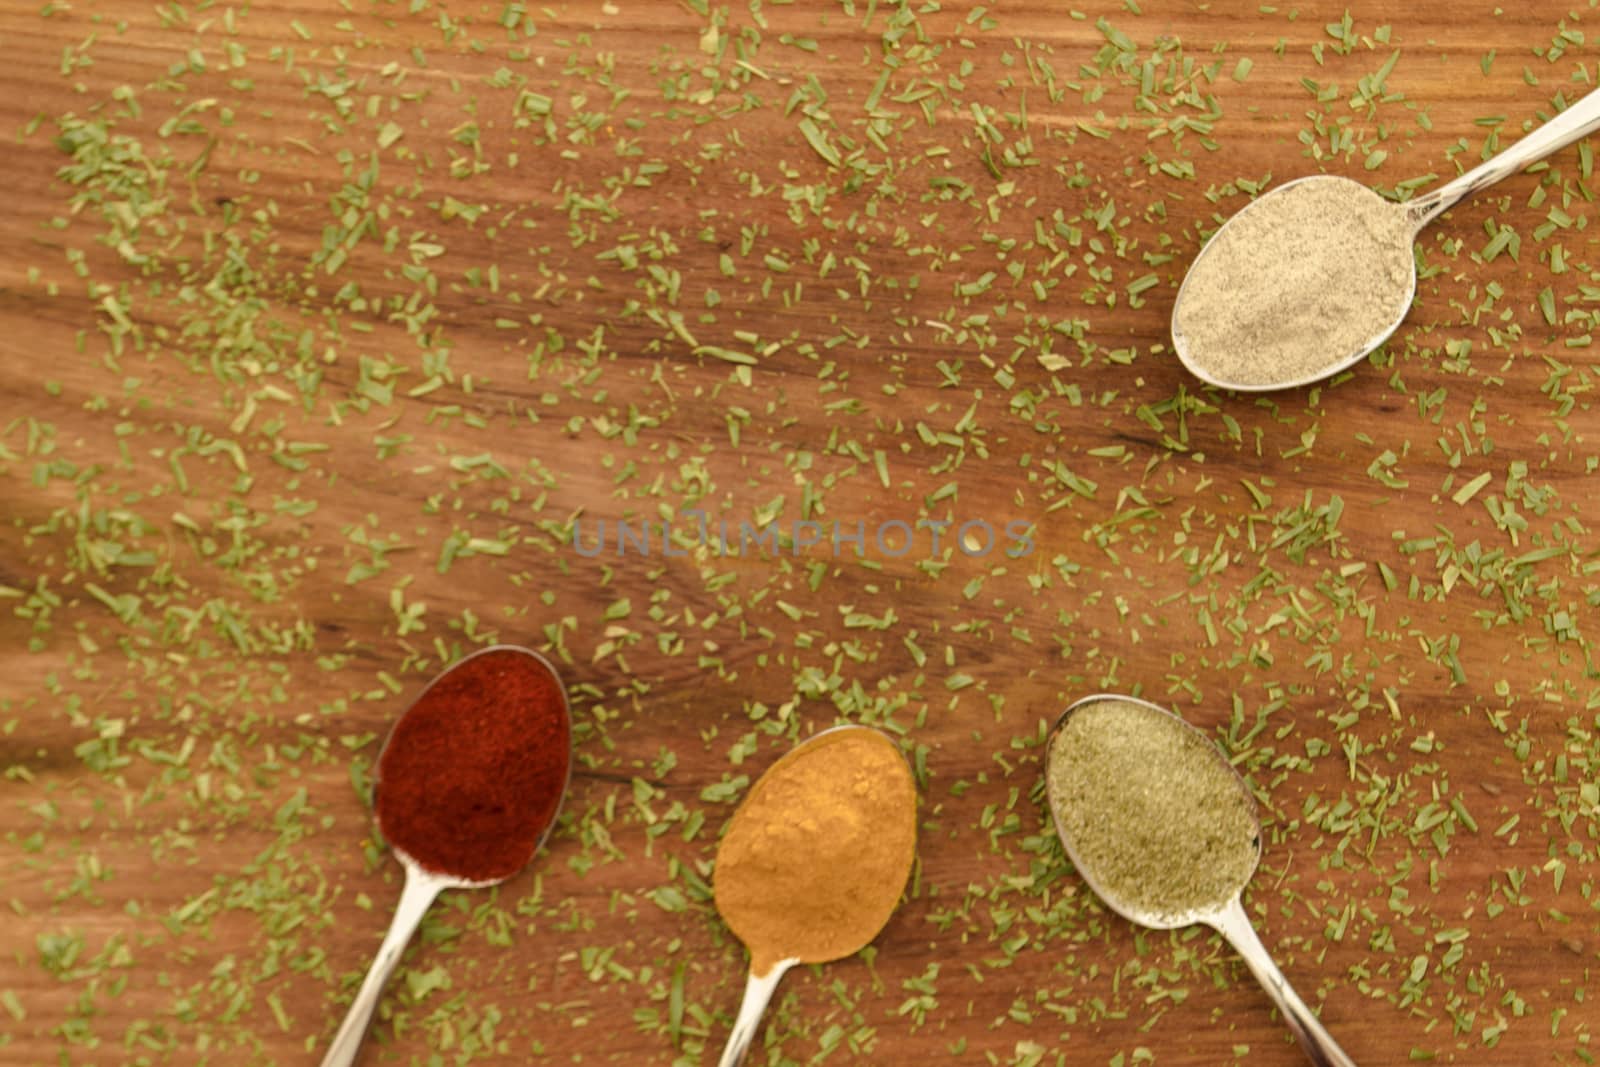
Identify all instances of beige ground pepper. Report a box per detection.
[1173,175,1415,388]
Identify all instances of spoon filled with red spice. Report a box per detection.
[318,645,572,1067]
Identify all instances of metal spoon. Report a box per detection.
[717,962,796,1067]
[1045,694,1355,1067]
[1173,85,1600,392]
[713,725,917,1067]
[318,646,572,1067]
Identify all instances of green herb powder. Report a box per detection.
[1046,699,1260,922]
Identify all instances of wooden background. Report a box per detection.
[1,0,1597,1064]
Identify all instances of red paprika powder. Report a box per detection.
[375,646,571,882]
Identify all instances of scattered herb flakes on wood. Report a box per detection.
[0,1,1597,1065]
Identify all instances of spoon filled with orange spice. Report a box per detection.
[712,726,918,1067]
[318,645,572,1067]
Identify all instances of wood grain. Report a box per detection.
[1,0,1596,1065]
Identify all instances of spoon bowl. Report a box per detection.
[1046,693,1263,929]
[1171,175,1418,393]
[318,645,572,1067]
[1173,85,1600,392]
[1046,694,1356,1067]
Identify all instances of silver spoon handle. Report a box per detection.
[1409,85,1600,228]
[716,960,794,1067]
[1211,897,1357,1067]
[318,864,445,1067]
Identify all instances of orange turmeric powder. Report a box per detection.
[713,726,917,977]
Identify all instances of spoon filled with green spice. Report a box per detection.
[1171,86,1600,391]
[1045,695,1356,1067]
[319,646,572,1067]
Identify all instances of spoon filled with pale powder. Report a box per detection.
[1172,87,1600,391]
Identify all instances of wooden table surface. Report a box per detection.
[2,0,1597,1064]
